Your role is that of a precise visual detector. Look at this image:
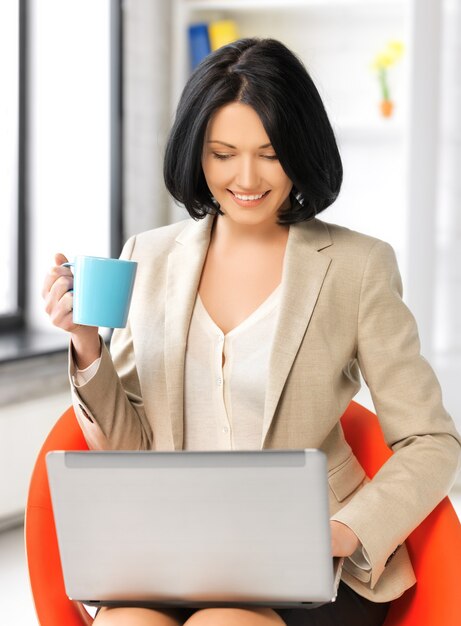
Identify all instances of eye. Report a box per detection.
[261,155,279,161]
[212,153,232,160]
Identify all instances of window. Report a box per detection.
[0,0,25,330]
[0,0,122,348]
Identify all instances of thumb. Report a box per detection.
[54,252,69,266]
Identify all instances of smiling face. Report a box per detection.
[201,102,293,228]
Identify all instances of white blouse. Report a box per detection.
[183,286,281,451]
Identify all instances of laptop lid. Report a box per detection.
[46,449,341,609]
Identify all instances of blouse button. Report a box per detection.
[217,377,222,385]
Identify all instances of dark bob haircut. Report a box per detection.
[163,37,343,224]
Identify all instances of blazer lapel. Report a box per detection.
[164,215,214,449]
[261,219,333,447]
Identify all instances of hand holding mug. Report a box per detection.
[42,253,88,335]
[42,253,100,368]
[42,253,137,369]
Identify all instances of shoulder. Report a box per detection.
[323,220,393,254]
[315,219,398,269]
[315,221,401,297]
[293,218,400,286]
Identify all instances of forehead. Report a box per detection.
[205,102,270,146]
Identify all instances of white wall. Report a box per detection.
[0,391,70,525]
[123,0,173,237]
[435,0,461,355]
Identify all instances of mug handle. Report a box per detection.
[61,262,74,292]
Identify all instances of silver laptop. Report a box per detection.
[46,449,342,610]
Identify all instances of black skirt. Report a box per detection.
[275,581,390,626]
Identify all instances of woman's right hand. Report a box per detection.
[42,253,79,334]
[42,253,101,368]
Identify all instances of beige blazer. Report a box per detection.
[70,214,461,603]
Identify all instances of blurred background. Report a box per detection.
[1,0,460,622]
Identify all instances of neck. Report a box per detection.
[211,215,289,248]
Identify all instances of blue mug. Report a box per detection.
[62,256,137,328]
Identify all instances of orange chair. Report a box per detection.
[25,406,93,626]
[341,401,461,625]
[25,402,461,625]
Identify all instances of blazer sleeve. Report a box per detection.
[69,235,154,450]
[330,239,461,589]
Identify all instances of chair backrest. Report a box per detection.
[25,402,461,625]
[25,406,93,625]
[341,401,461,626]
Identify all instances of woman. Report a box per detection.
[42,38,461,626]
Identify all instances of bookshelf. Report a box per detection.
[182,0,403,10]
[171,0,408,129]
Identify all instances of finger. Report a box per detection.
[49,291,75,331]
[41,255,73,299]
[44,275,74,315]
[49,289,73,322]
[54,252,69,266]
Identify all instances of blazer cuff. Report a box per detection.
[72,356,102,387]
[331,506,402,588]
[349,544,372,571]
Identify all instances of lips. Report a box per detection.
[228,189,269,200]
[227,189,271,208]
[229,190,270,200]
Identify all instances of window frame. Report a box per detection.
[110,0,123,259]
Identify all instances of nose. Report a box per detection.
[235,155,260,191]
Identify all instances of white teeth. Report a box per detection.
[233,192,266,201]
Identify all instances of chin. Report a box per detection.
[223,210,276,226]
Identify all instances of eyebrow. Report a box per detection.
[207,140,273,149]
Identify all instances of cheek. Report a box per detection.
[274,173,293,193]
[202,159,222,185]
[205,165,233,192]
[265,163,291,189]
